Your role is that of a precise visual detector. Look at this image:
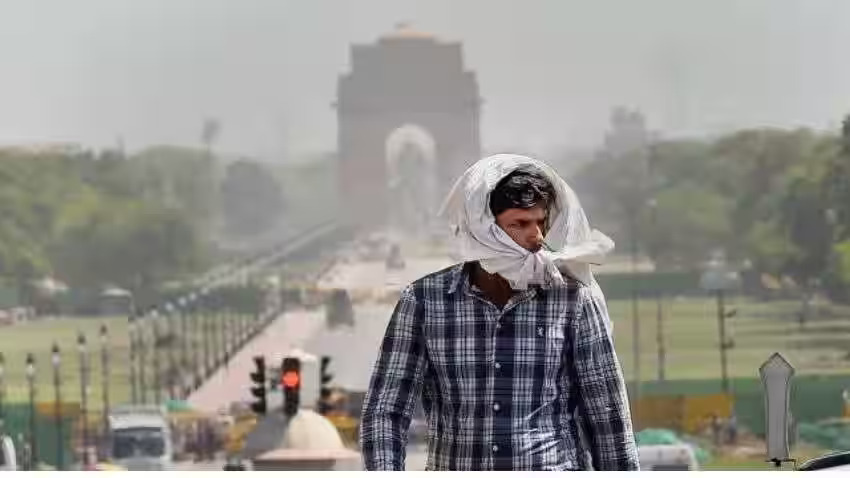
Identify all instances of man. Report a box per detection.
[360,154,638,471]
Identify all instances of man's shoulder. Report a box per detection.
[544,276,588,298]
[404,262,466,297]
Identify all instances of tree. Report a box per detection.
[49,200,208,292]
[220,160,284,237]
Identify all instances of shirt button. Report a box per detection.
[494,362,501,370]
[492,444,499,452]
[493,402,501,411]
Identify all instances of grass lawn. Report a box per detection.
[3,295,850,411]
[0,312,256,409]
[606,297,850,382]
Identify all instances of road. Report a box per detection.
[186,255,447,470]
[189,257,452,411]
[187,308,325,412]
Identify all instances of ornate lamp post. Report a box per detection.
[77,332,90,467]
[100,324,110,443]
[26,353,37,470]
[51,343,63,470]
[151,310,162,404]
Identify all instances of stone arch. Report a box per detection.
[335,26,481,228]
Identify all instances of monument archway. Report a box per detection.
[385,124,437,233]
[336,25,481,228]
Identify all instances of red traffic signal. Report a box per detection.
[281,357,300,416]
[282,370,300,389]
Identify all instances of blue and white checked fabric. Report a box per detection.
[359,262,639,471]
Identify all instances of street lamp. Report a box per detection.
[151,312,162,404]
[51,343,63,470]
[25,352,36,470]
[222,303,230,365]
[77,332,90,467]
[187,293,201,390]
[100,324,110,442]
[164,303,177,400]
[138,319,148,404]
[178,296,189,396]
[128,318,138,404]
[700,251,740,394]
[210,295,220,371]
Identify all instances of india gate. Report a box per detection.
[336,25,481,231]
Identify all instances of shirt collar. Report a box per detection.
[447,262,473,295]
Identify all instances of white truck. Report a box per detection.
[106,404,173,471]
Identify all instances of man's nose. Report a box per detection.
[528,227,544,249]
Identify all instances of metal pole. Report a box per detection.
[211,305,220,370]
[26,353,36,470]
[152,319,162,404]
[77,332,89,467]
[201,293,210,379]
[51,343,63,470]
[100,324,110,446]
[717,290,730,393]
[165,304,176,400]
[222,307,230,365]
[138,324,148,404]
[629,215,641,407]
[192,308,201,388]
[656,291,666,382]
[129,322,138,404]
[180,298,189,373]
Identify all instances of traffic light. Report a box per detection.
[249,356,267,415]
[281,357,301,417]
[318,356,333,415]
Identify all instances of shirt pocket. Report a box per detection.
[543,322,567,383]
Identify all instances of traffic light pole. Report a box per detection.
[249,356,267,415]
[281,357,301,417]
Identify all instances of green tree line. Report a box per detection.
[573,114,850,302]
[0,146,216,302]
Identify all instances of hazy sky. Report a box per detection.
[2,0,850,159]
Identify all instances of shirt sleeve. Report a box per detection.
[359,285,427,471]
[570,285,640,471]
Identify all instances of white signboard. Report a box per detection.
[759,352,795,463]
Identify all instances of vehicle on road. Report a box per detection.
[325,289,355,329]
[107,404,174,471]
[638,444,699,471]
[385,244,406,270]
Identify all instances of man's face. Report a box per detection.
[495,205,547,252]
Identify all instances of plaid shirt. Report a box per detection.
[360,262,639,471]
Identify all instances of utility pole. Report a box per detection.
[629,213,641,407]
[716,289,730,393]
[655,291,666,382]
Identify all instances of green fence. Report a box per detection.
[597,271,703,300]
[637,374,850,437]
[1,403,73,470]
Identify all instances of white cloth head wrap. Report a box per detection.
[438,154,614,290]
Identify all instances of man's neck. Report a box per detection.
[470,262,515,308]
